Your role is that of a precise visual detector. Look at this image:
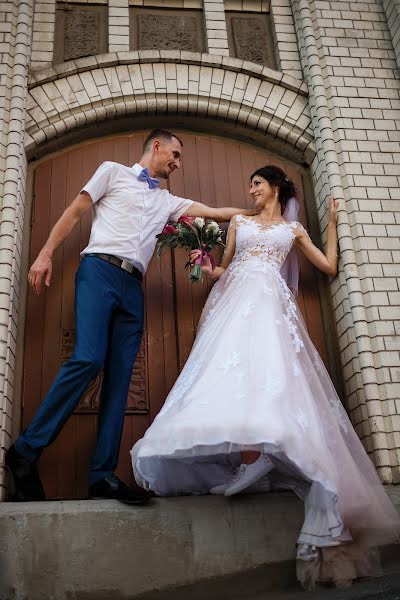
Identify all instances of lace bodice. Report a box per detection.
[229,215,299,272]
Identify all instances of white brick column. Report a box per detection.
[383,0,400,71]
[30,0,56,70]
[292,0,400,483]
[0,0,33,499]
[109,0,130,53]
[203,0,229,56]
[271,0,302,80]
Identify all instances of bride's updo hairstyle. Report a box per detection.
[250,165,296,215]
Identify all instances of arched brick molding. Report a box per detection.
[25,51,315,163]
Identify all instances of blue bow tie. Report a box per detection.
[137,167,160,189]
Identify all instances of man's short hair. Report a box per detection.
[143,129,183,152]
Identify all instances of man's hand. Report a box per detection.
[27,191,93,295]
[28,250,53,295]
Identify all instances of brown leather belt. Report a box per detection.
[87,253,143,281]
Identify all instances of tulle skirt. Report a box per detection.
[131,263,400,589]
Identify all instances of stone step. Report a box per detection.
[135,571,400,600]
[0,488,399,600]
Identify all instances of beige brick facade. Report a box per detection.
[0,0,399,496]
[30,0,55,69]
[109,0,130,52]
[290,0,400,482]
[0,0,33,500]
[204,0,230,55]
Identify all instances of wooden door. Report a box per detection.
[24,132,329,499]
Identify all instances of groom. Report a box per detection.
[7,129,250,505]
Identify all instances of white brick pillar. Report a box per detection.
[270,0,303,80]
[30,0,56,70]
[203,0,229,56]
[383,0,400,71]
[109,0,130,53]
[0,0,33,499]
[291,0,400,483]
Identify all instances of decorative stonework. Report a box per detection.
[130,9,205,53]
[54,3,108,64]
[61,329,148,414]
[227,13,276,68]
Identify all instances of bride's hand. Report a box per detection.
[190,250,213,274]
[328,195,339,225]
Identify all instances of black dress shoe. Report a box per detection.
[5,445,46,501]
[89,475,152,505]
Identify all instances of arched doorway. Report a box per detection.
[24,131,331,499]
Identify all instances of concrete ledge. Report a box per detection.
[0,488,399,600]
[0,493,303,600]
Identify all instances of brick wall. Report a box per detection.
[292,0,400,482]
[0,0,33,500]
[30,0,55,69]
[204,0,230,55]
[109,0,129,53]
[30,0,303,72]
[383,0,400,70]
[271,0,303,80]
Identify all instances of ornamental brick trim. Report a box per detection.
[28,50,308,93]
[25,51,313,162]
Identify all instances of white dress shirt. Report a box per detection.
[81,162,193,274]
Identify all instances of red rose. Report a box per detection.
[162,224,179,236]
[178,215,196,227]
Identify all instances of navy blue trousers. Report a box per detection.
[15,256,144,485]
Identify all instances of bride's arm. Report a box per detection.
[191,216,237,280]
[294,196,339,277]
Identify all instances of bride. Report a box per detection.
[131,165,400,589]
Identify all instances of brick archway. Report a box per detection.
[25,51,315,164]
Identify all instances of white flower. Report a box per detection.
[193,217,205,229]
[205,220,220,234]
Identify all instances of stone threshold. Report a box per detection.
[0,488,399,600]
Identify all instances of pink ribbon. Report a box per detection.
[193,244,215,271]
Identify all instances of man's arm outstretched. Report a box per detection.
[28,192,93,294]
[185,201,252,222]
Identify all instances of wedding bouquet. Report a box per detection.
[156,216,224,282]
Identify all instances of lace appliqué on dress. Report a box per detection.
[203,217,305,353]
[163,359,204,413]
[227,217,305,353]
[240,299,256,318]
[219,351,241,374]
[232,216,296,272]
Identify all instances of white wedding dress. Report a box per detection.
[131,215,400,589]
